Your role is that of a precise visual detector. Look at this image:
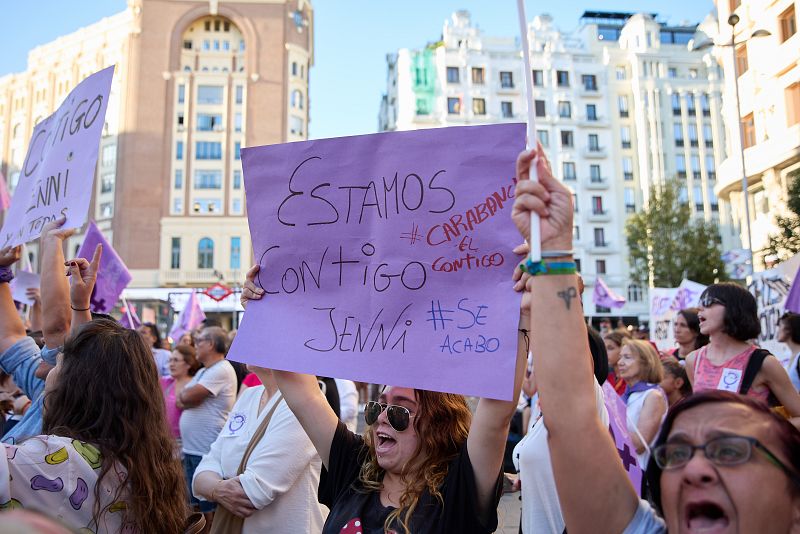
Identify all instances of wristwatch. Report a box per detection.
[0,266,13,284]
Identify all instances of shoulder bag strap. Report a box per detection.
[739,349,769,395]
[235,393,284,475]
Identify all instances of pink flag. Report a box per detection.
[593,276,626,309]
[602,382,643,495]
[169,291,206,340]
[0,172,11,211]
[785,263,800,313]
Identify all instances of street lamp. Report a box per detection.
[690,14,771,275]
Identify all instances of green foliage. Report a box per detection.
[764,169,800,264]
[625,181,727,287]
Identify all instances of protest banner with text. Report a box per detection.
[1,66,114,247]
[229,124,526,400]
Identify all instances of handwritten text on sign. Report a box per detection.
[228,124,525,400]
[1,66,114,247]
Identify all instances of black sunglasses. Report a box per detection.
[364,401,415,432]
[699,295,725,308]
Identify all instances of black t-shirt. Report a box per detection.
[319,421,502,534]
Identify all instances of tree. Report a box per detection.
[764,169,800,264]
[625,181,727,287]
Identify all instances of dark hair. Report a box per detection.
[201,318,222,329]
[646,390,800,513]
[42,319,188,532]
[173,344,201,376]
[202,326,229,354]
[779,312,800,344]
[661,357,692,396]
[140,322,162,349]
[700,282,760,341]
[676,308,709,350]
[588,327,609,386]
[90,312,117,323]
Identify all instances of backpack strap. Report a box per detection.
[739,349,770,395]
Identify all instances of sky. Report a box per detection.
[1,0,715,140]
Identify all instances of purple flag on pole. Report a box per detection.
[77,221,132,313]
[593,276,626,309]
[602,382,643,495]
[785,264,800,313]
[119,305,141,330]
[169,291,206,340]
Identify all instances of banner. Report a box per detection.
[1,66,114,247]
[9,271,40,306]
[650,279,707,351]
[229,124,525,400]
[602,382,643,495]
[76,221,132,313]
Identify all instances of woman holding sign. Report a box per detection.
[241,270,528,533]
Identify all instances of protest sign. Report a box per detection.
[229,124,525,400]
[602,382,643,495]
[748,254,800,367]
[77,221,132,313]
[649,279,706,352]
[9,271,41,306]
[1,66,114,247]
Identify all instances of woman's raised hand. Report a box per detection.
[240,264,265,309]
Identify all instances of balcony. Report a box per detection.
[583,146,607,159]
[585,176,609,189]
[160,269,243,286]
[580,86,601,98]
[589,241,615,254]
[588,210,612,222]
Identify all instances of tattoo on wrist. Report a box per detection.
[557,287,578,310]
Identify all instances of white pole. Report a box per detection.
[121,295,134,327]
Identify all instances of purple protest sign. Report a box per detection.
[1,66,114,247]
[77,221,132,313]
[229,124,525,400]
[593,276,626,309]
[602,382,643,495]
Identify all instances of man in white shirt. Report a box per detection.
[334,378,359,432]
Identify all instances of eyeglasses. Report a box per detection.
[364,401,415,432]
[653,435,800,487]
[699,295,725,308]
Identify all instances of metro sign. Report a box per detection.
[204,282,233,302]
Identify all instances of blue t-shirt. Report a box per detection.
[623,499,667,534]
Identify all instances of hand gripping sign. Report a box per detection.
[1,66,114,247]
[228,124,526,400]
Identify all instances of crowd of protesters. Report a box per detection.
[0,144,799,533]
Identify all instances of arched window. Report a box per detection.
[198,238,214,269]
[627,283,643,302]
[291,90,303,109]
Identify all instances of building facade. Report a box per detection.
[0,0,313,327]
[380,10,728,321]
[709,0,799,269]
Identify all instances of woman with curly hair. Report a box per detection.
[241,265,526,534]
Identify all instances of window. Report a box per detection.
[239,40,245,52]
[558,101,572,118]
[101,144,116,167]
[171,238,181,269]
[596,259,606,274]
[625,187,636,213]
[291,62,298,76]
[628,283,643,302]
[173,198,183,214]
[561,130,574,148]
[447,97,461,114]
[586,104,597,121]
[534,100,546,117]
[689,68,698,79]
[234,113,242,133]
[556,70,569,87]
[197,113,223,131]
[291,90,304,109]
[735,44,748,75]
[618,95,629,117]
[674,124,684,147]
[593,228,606,246]
[178,84,185,104]
[705,155,716,180]
[198,238,214,269]
[573,193,579,212]
[194,170,222,189]
[176,141,184,160]
[500,71,514,88]
[672,93,681,116]
[177,112,185,127]
[183,40,193,50]
[694,184,704,211]
[100,173,114,193]
[232,198,242,214]
[471,67,485,84]
[688,124,699,147]
[701,93,710,116]
[195,141,222,160]
[686,94,696,116]
[676,155,687,178]
[174,169,183,189]
[233,170,242,190]
[708,184,719,211]
[703,124,713,147]
[582,74,597,91]
[615,67,627,80]
[592,196,604,214]
[472,98,486,115]
[230,237,241,269]
[590,164,602,182]
[100,202,113,218]
[691,155,701,179]
[501,101,513,118]
[563,162,576,180]
[197,85,224,104]
[447,67,460,84]
[623,157,634,181]
[588,134,600,151]
[621,126,631,149]
[668,67,677,78]
[779,5,797,42]
[537,130,549,147]
[235,142,241,160]
[573,226,580,241]
[786,83,800,126]
[194,199,222,213]
[203,39,210,51]
[235,85,244,104]
[532,69,544,86]
[416,98,430,115]
[290,116,304,135]
[575,259,582,272]
[679,185,689,203]
[741,113,755,148]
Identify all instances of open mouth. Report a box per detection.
[375,431,397,454]
[685,502,730,533]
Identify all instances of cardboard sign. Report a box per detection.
[9,271,41,306]
[229,124,525,400]
[1,66,114,247]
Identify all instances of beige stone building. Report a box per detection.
[0,0,313,324]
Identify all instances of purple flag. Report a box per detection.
[169,291,206,340]
[593,276,626,309]
[0,171,11,211]
[602,382,643,495]
[77,221,132,313]
[785,264,800,313]
[119,305,141,329]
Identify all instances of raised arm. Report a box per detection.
[241,265,340,468]
[513,146,640,533]
[65,244,102,334]
[0,246,27,354]
[27,288,42,333]
[39,217,75,348]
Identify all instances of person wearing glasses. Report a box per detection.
[240,269,527,534]
[511,144,800,533]
[685,283,800,425]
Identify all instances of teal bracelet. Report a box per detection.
[518,259,578,276]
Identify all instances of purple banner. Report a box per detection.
[229,124,525,400]
[77,220,132,313]
[1,66,114,247]
[602,382,643,495]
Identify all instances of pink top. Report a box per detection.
[160,376,182,439]
[242,373,262,387]
[692,345,770,403]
